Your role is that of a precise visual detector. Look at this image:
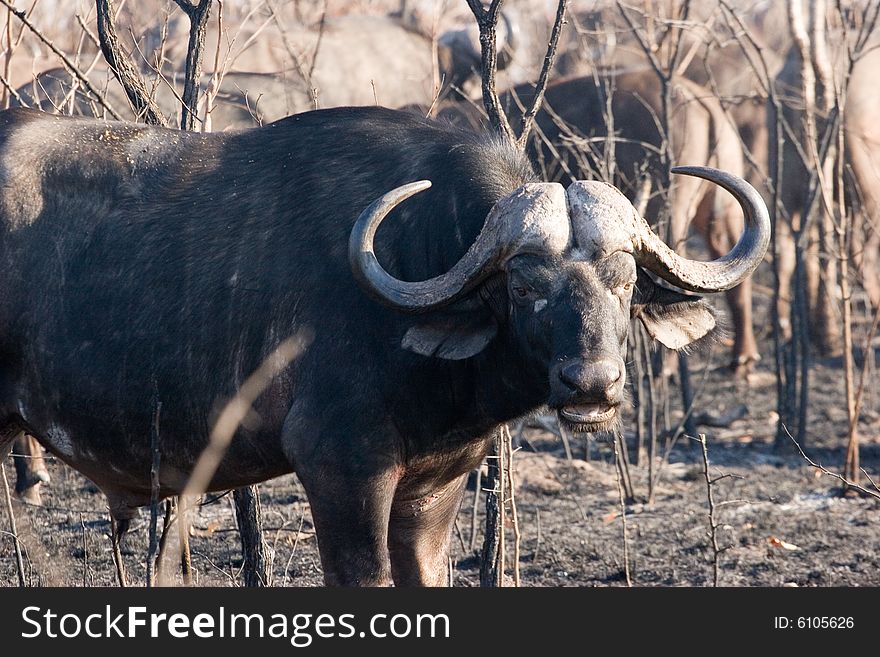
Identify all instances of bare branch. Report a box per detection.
[665,0,692,74]
[2,0,38,109]
[95,0,166,124]
[172,0,213,131]
[0,0,123,119]
[612,434,632,587]
[479,429,502,586]
[862,469,880,495]
[503,423,520,587]
[233,485,269,587]
[146,394,161,587]
[515,0,568,150]
[110,517,128,587]
[466,0,516,143]
[616,1,667,83]
[0,69,25,107]
[1,463,25,587]
[201,0,224,132]
[75,12,101,51]
[698,434,721,586]
[267,0,316,100]
[784,426,880,500]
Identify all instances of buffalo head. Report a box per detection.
[349,167,769,433]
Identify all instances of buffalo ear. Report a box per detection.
[632,271,717,350]
[402,312,498,360]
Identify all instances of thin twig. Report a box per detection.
[497,426,505,586]
[861,469,880,495]
[1,463,25,587]
[305,0,327,83]
[178,495,193,585]
[615,1,667,84]
[453,517,467,554]
[75,12,101,50]
[147,395,162,587]
[851,304,880,444]
[614,430,635,502]
[698,434,721,587]
[0,68,24,106]
[611,435,632,587]
[80,513,89,587]
[95,0,164,123]
[533,507,541,563]
[3,0,38,110]
[466,0,516,143]
[784,426,880,500]
[266,0,317,92]
[110,518,128,587]
[178,335,309,584]
[556,417,575,464]
[172,0,213,130]
[515,0,569,149]
[503,424,521,587]
[0,0,122,119]
[282,507,306,586]
[201,0,225,132]
[479,433,501,587]
[468,467,481,552]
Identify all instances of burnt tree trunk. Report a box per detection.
[479,437,501,587]
[233,485,269,587]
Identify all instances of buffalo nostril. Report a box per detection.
[559,362,584,391]
[559,359,623,396]
[605,362,622,385]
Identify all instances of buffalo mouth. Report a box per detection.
[556,402,619,432]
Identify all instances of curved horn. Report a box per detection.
[634,166,770,293]
[348,181,505,313]
[350,181,570,312]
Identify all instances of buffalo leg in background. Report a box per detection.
[692,187,760,372]
[13,434,50,505]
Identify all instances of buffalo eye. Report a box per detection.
[612,280,635,299]
[513,286,530,299]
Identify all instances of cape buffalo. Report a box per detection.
[771,43,880,352]
[0,106,768,586]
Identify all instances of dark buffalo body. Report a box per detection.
[0,106,768,585]
[0,107,533,491]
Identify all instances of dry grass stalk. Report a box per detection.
[612,436,632,587]
[1,462,25,587]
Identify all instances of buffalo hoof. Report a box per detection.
[16,481,43,505]
[727,354,760,379]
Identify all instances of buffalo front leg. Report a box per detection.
[298,465,401,586]
[388,476,467,587]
